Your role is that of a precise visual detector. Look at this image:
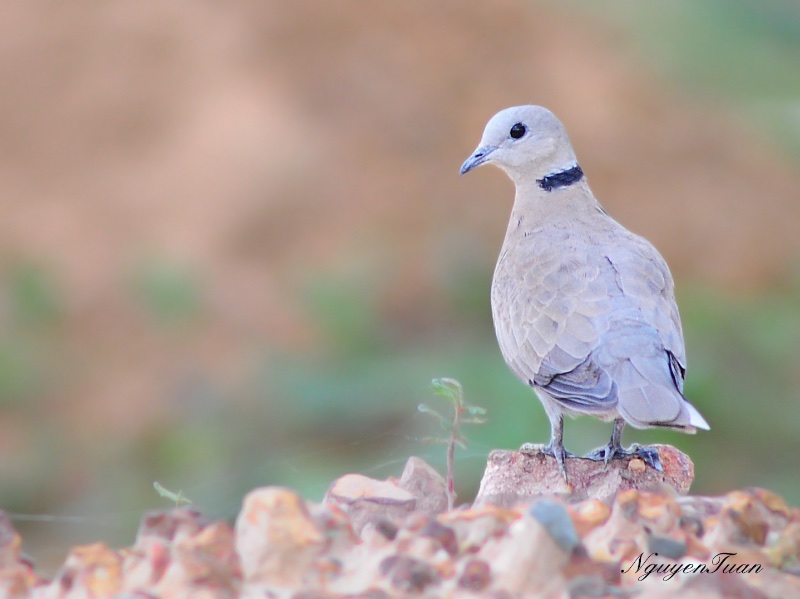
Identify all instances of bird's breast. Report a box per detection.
[489,223,617,380]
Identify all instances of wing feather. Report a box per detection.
[492,223,688,423]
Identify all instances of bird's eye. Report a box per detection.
[510,123,527,139]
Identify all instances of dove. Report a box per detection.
[460,105,709,481]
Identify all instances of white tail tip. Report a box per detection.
[686,402,710,430]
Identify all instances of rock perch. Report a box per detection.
[475,443,694,506]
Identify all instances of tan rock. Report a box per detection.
[235,487,325,589]
[158,521,240,598]
[121,508,240,598]
[324,474,416,536]
[698,489,792,564]
[744,566,800,599]
[764,521,800,569]
[568,499,611,537]
[378,554,440,594]
[308,502,359,560]
[323,457,448,537]
[44,543,122,598]
[480,513,570,595]
[0,511,37,599]
[474,444,694,507]
[457,558,492,592]
[135,508,209,545]
[750,487,792,519]
[440,505,519,555]
[120,536,172,592]
[397,456,448,515]
[0,512,23,570]
[123,508,210,590]
[0,564,38,599]
[584,490,650,563]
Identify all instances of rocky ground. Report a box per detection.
[3,447,799,598]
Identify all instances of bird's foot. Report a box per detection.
[520,442,575,459]
[583,443,621,465]
[520,442,574,482]
[583,443,663,472]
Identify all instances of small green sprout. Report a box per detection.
[153,481,192,507]
[419,378,487,510]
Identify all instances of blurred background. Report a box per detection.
[1,0,799,571]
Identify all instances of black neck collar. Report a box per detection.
[537,164,584,192]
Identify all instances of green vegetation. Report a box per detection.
[572,0,800,155]
[420,378,487,509]
[153,482,192,507]
[132,259,202,327]
[3,255,800,559]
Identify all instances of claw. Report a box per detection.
[542,441,574,482]
[584,442,663,471]
[582,417,662,471]
[584,444,619,464]
[629,444,663,472]
[585,418,626,465]
[520,413,574,483]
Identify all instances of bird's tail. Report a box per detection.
[616,373,710,432]
[683,399,710,431]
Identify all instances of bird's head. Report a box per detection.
[460,105,578,185]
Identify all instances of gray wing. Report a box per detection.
[598,234,690,425]
[494,228,687,420]
[493,235,616,412]
[527,249,618,414]
[604,235,686,376]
